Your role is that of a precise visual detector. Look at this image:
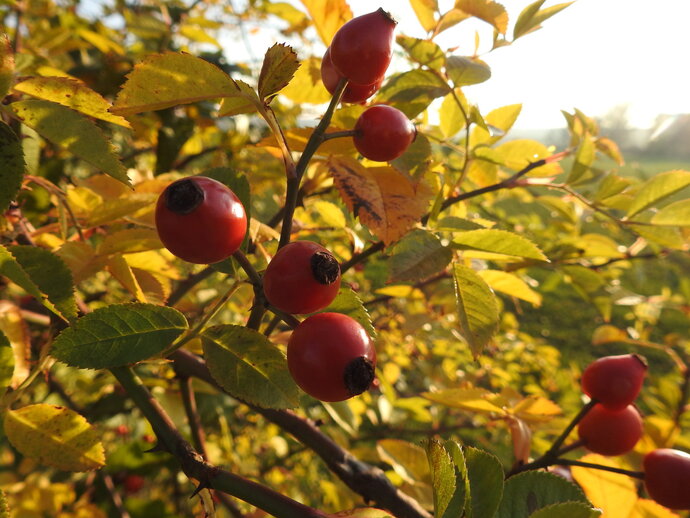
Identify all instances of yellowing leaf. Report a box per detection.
[112,52,248,116]
[423,387,506,414]
[651,199,690,226]
[106,255,146,302]
[570,454,637,518]
[11,100,130,186]
[509,395,561,423]
[592,325,628,345]
[4,404,105,471]
[626,170,690,218]
[456,0,509,34]
[494,139,562,177]
[0,34,14,100]
[328,157,432,245]
[258,126,356,155]
[298,0,352,45]
[452,229,548,261]
[453,262,499,356]
[0,301,30,389]
[258,43,300,101]
[13,77,131,128]
[410,0,438,32]
[280,56,331,104]
[217,79,260,117]
[377,439,430,484]
[629,498,680,518]
[478,270,542,306]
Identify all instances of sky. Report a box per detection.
[351,0,690,130]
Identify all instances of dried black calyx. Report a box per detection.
[311,251,340,285]
[164,178,204,215]
[343,356,375,397]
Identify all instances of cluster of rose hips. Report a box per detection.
[576,354,690,510]
[321,8,416,162]
[155,178,375,403]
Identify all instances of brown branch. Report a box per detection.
[170,349,431,518]
[167,266,216,307]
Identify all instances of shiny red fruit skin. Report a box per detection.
[287,313,376,402]
[577,403,643,456]
[330,8,396,86]
[155,176,247,264]
[354,105,416,162]
[321,48,382,104]
[263,241,341,314]
[644,448,690,509]
[581,354,647,410]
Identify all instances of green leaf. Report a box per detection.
[446,56,491,87]
[451,229,549,261]
[442,441,469,518]
[473,104,523,145]
[464,446,504,518]
[529,502,601,518]
[322,286,376,339]
[410,0,438,32]
[452,263,499,357]
[497,471,590,518]
[423,387,506,414]
[7,245,77,322]
[397,35,445,71]
[0,330,13,393]
[51,303,188,369]
[651,199,690,226]
[13,76,131,128]
[594,173,632,203]
[426,438,456,517]
[388,229,452,282]
[202,325,299,409]
[374,70,450,119]
[0,244,44,302]
[11,100,130,186]
[514,1,574,39]
[217,79,261,117]
[0,121,25,212]
[567,136,596,184]
[626,170,690,218]
[112,52,245,116]
[3,404,105,471]
[0,35,14,100]
[258,43,300,102]
[456,0,509,33]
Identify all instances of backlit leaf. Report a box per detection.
[217,78,261,117]
[8,245,77,322]
[375,70,450,119]
[650,199,690,226]
[328,156,433,245]
[98,229,163,256]
[13,77,131,127]
[513,0,573,39]
[51,303,188,369]
[330,509,394,518]
[11,100,129,186]
[567,136,596,184]
[510,395,561,423]
[410,0,438,32]
[397,36,445,71]
[0,302,30,389]
[388,229,452,282]
[281,56,331,104]
[442,441,470,518]
[591,325,628,345]
[0,121,25,212]
[4,404,105,471]
[626,170,690,218]
[0,330,14,393]
[497,470,589,518]
[202,325,299,409]
[494,139,562,177]
[298,0,352,45]
[570,454,637,518]
[0,35,14,100]
[112,52,246,116]
[629,498,680,518]
[464,447,504,518]
[378,439,430,484]
[425,438,456,517]
[446,56,491,87]
[258,43,300,102]
[452,229,548,261]
[107,255,146,302]
[456,0,509,34]
[453,263,499,356]
[423,387,506,414]
[478,270,542,306]
[440,90,469,138]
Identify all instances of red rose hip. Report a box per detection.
[577,403,643,456]
[263,241,341,314]
[581,354,647,410]
[321,48,382,104]
[354,105,416,162]
[287,312,376,402]
[644,448,690,509]
[330,8,397,86]
[155,176,247,264]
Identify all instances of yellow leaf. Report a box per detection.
[13,77,131,128]
[280,56,331,105]
[570,454,638,518]
[591,325,628,345]
[629,498,680,518]
[410,0,438,32]
[494,139,562,177]
[4,404,105,471]
[106,255,146,302]
[423,387,507,415]
[509,395,561,423]
[0,301,30,389]
[456,0,509,33]
[0,34,15,100]
[328,157,432,245]
[298,0,352,45]
[257,126,356,155]
[478,270,542,306]
[258,43,300,101]
[375,285,425,299]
